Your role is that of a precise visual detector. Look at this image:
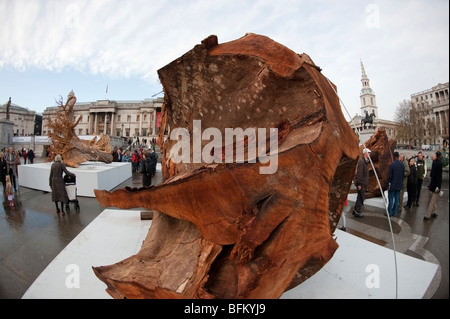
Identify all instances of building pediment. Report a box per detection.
[433,82,449,90]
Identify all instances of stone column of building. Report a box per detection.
[152,112,156,136]
[445,110,449,135]
[441,109,448,135]
[89,112,93,135]
[147,110,153,136]
[94,112,98,134]
[111,112,115,136]
[139,111,143,137]
[105,112,109,135]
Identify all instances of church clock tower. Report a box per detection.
[360,60,378,120]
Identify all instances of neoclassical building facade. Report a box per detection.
[410,82,449,147]
[0,100,38,136]
[42,97,164,140]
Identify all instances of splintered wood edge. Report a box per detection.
[140,211,154,220]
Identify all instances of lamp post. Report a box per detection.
[121,123,124,137]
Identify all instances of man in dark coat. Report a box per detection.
[385,151,405,217]
[353,148,371,218]
[49,154,76,215]
[405,157,418,208]
[150,149,157,177]
[415,151,427,206]
[27,148,35,164]
[0,152,8,191]
[424,151,443,221]
[141,151,155,187]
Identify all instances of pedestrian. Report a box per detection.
[149,148,157,177]
[415,151,427,206]
[138,148,144,172]
[131,150,140,173]
[15,150,21,177]
[27,148,35,164]
[49,154,76,216]
[5,175,14,207]
[405,157,418,208]
[385,151,405,217]
[353,148,371,218]
[0,152,8,191]
[5,147,17,191]
[424,151,443,221]
[121,151,130,162]
[140,151,155,187]
[22,148,28,164]
[397,153,410,214]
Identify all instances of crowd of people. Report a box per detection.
[1,139,445,222]
[111,144,158,187]
[353,146,445,222]
[1,147,36,208]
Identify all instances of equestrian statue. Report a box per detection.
[361,110,376,128]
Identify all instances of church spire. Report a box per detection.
[360,59,370,90]
[359,60,378,119]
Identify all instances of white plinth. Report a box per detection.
[281,229,438,299]
[22,209,150,299]
[22,209,438,299]
[18,161,131,197]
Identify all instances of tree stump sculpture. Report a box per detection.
[46,90,113,167]
[358,128,397,197]
[93,33,360,299]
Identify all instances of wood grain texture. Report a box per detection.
[93,33,359,299]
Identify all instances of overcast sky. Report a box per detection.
[1,0,449,121]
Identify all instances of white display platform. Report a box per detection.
[18,161,132,197]
[22,209,438,299]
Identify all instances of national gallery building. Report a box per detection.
[41,97,164,139]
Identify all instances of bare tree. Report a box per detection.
[410,105,424,147]
[394,99,413,145]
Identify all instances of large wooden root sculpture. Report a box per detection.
[358,128,397,197]
[46,90,113,167]
[93,33,360,299]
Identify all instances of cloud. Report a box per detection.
[1,0,448,119]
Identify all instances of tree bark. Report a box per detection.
[45,90,113,167]
[93,33,359,299]
[358,128,397,197]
